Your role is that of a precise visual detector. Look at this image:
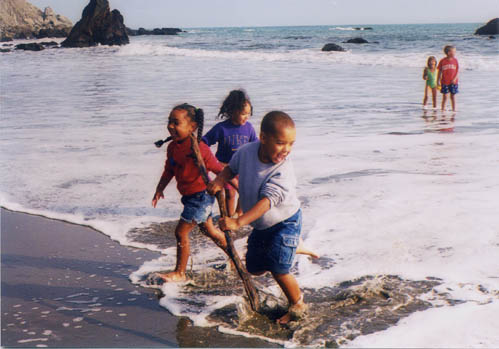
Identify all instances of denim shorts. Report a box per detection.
[246,209,302,275]
[180,191,215,224]
[441,84,458,95]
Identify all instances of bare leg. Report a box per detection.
[272,272,307,324]
[225,187,237,218]
[423,85,429,106]
[431,87,437,108]
[199,217,227,251]
[296,238,319,259]
[450,94,456,111]
[155,220,196,282]
[441,93,448,111]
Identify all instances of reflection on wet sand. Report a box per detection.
[422,110,456,133]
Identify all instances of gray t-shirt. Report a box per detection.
[229,141,301,230]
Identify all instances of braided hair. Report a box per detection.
[218,89,253,120]
[173,103,204,143]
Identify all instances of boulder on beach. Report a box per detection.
[15,42,45,51]
[0,0,72,41]
[61,0,129,47]
[321,43,346,52]
[475,18,499,35]
[344,37,369,44]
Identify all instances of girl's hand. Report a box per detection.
[152,192,164,208]
[219,217,240,231]
[207,178,224,195]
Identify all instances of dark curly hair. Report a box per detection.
[218,89,253,120]
[173,103,204,142]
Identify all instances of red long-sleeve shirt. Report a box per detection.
[158,137,223,196]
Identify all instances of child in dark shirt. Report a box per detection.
[202,90,257,217]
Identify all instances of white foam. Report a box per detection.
[115,42,499,71]
[346,301,499,348]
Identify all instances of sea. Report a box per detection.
[1,23,499,347]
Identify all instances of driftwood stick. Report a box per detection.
[189,134,260,312]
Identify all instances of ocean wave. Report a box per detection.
[331,26,371,31]
[116,42,499,71]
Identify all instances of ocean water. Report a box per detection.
[1,23,499,346]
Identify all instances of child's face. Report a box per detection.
[259,125,296,164]
[429,59,436,68]
[447,48,456,58]
[167,109,196,142]
[231,102,251,126]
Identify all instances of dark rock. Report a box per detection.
[37,27,70,38]
[344,37,369,44]
[1,37,13,42]
[40,41,59,46]
[1,48,12,53]
[489,36,496,39]
[475,18,499,35]
[15,43,45,51]
[321,43,346,52]
[61,0,129,48]
[127,26,182,36]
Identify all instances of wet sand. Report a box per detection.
[1,208,277,348]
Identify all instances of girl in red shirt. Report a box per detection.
[150,103,228,284]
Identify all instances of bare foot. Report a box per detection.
[277,296,308,325]
[296,240,320,259]
[146,271,186,286]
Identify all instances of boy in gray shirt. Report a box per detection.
[208,111,307,324]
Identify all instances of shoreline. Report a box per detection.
[0,208,277,348]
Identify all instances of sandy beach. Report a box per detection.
[1,208,276,348]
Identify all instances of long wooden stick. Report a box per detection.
[189,134,260,312]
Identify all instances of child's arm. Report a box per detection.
[219,197,271,231]
[422,67,428,80]
[152,154,174,208]
[452,60,459,84]
[436,68,442,87]
[207,166,236,195]
[201,124,219,146]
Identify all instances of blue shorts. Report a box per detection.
[246,209,302,275]
[441,84,458,95]
[180,191,215,224]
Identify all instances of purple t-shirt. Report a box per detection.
[202,119,257,163]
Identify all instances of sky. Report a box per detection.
[29,0,499,28]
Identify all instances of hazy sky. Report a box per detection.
[29,0,498,28]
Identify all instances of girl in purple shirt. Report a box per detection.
[202,90,257,216]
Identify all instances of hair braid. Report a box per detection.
[195,108,204,143]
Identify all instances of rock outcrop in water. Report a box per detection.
[474,18,499,35]
[321,43,346,52]
[0,0,72,41]
[344,37,369,44]
[61,0,129,47]
[126,27,183,36]
[15,42,45,51]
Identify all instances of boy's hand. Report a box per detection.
[152,192,164,208]
[207,178,224,195]
[219,217,240,231]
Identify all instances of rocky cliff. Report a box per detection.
[0,0,72,41]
